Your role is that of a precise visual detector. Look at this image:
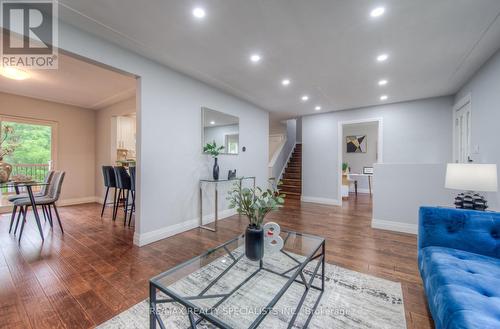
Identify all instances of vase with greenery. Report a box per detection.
[203,141,224,180]
[227,180,285,261]
[0,125,18,183]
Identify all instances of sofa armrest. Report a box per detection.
[418,207,500,259]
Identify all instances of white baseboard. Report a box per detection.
[133,208,238,247]
[57,196,100,207]
[371,218,417,235]
[300,196,341,206]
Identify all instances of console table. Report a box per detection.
[199,176,256,232]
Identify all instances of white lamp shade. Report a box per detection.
[445,163,498,192]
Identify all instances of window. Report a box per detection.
[225,134,239,154]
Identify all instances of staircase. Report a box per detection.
[280,144,302,200]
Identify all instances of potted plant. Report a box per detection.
[227,180,285,261]
[203,141,224,180]
[0,125,18,183]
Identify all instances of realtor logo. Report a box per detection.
[1,0,58,69]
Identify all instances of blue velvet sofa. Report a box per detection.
[418,207,500,329]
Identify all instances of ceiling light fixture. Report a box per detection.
[315,106,321,111]
[380,95,388,101]
[301,95,309,102]
[370,7,385,18]
[0,67,30,80]
[192,7,206,19]
[281,79,290,86]
[250,54,261,63]
[378,79,388,86]
[210,121,215,125]
[377,53,389,62]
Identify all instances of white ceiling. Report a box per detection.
[0,38,137,109]
[12,1,500,119]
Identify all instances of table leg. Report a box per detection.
[214,183,218,231]
[27,186,44,241]
[149,283,157,329]
[354,180,358,196]
[368,176,372,195]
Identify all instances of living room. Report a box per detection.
[0,1,499,329]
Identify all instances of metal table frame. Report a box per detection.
[199,176,256,232]
[149,231,325,329]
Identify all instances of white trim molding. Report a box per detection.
[56,196,99,206]
[300,196,341,206]
[278,142,296,181]
[133,208,238,246]
[371,218,417,235]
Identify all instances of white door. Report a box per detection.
[454,99,471,163]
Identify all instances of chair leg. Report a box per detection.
[44,205,53,228]
[9,205,17,233]
[128,191,135,227]
[113,189,122,221]
[53,204,64,234]
[18,206,29,243]
[47,205,54,226]
[14,206,24,235]
[101,187,109,218]
[42,205,48,223]
[124,190,129,226]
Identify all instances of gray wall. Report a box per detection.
[455,48,500,210]
[343,122,378,191]
[302,96,453,202]
[296,117,302,143]
[58,22,269,245]
[204,124,239,150]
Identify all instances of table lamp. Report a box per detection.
[445,163,498,211]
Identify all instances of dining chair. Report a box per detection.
[127,166,136,226]
[13,171,65,242]
[113,166,131,224]
[101,166,118,218]
[8,171,54,234]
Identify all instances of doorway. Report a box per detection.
[453,95,472,163]
[338,118,383,204]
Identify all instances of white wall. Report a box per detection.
[342,122,378,192]
[372,163,455,234]
[455,48,500,210]
[57,22,269,246]
[302,96,453,203]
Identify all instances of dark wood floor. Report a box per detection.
[0,195,433,329]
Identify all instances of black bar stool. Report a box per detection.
[127,166,136,227]
[101,166,118,218]
[113,166,131,223]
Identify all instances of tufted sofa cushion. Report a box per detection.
[419,246,500,329]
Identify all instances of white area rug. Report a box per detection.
[98,251,406,329]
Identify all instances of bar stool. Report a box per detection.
[127,166,136,227]
[101,166,118,218]
[113,166,131,223]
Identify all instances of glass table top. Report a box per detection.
[151,230,325,328]
[0,181,48,188]
[200,176,256,183]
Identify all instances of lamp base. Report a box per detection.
[454,191,488,211]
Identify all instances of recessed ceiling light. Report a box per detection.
[380,95,388,101]
[0,67,30,80]
[281,79,291,86]
[370,7,385,18]
[192,7,206,19]
[377,53,389,62]
[378,79,388,86]
[210,121,215,125]
[315,106,321,111]
[250,54,261,63]
[301,95,309,102]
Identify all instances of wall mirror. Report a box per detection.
[202,107,239,155]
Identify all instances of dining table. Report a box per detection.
[2,180,49,241]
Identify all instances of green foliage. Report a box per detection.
[227,180,286,228]
[1,122,51,164]
[0,124,19,159]
[342,162,349,172]
[203,141,224,158]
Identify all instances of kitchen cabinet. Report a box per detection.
[116,115,136,152]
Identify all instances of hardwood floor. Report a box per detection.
[0,194,433,329]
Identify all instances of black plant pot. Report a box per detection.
[245,225,264,261]
[213,157,219,180]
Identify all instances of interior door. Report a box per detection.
[454,100,471,163]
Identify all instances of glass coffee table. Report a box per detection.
[149,230,325,329]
